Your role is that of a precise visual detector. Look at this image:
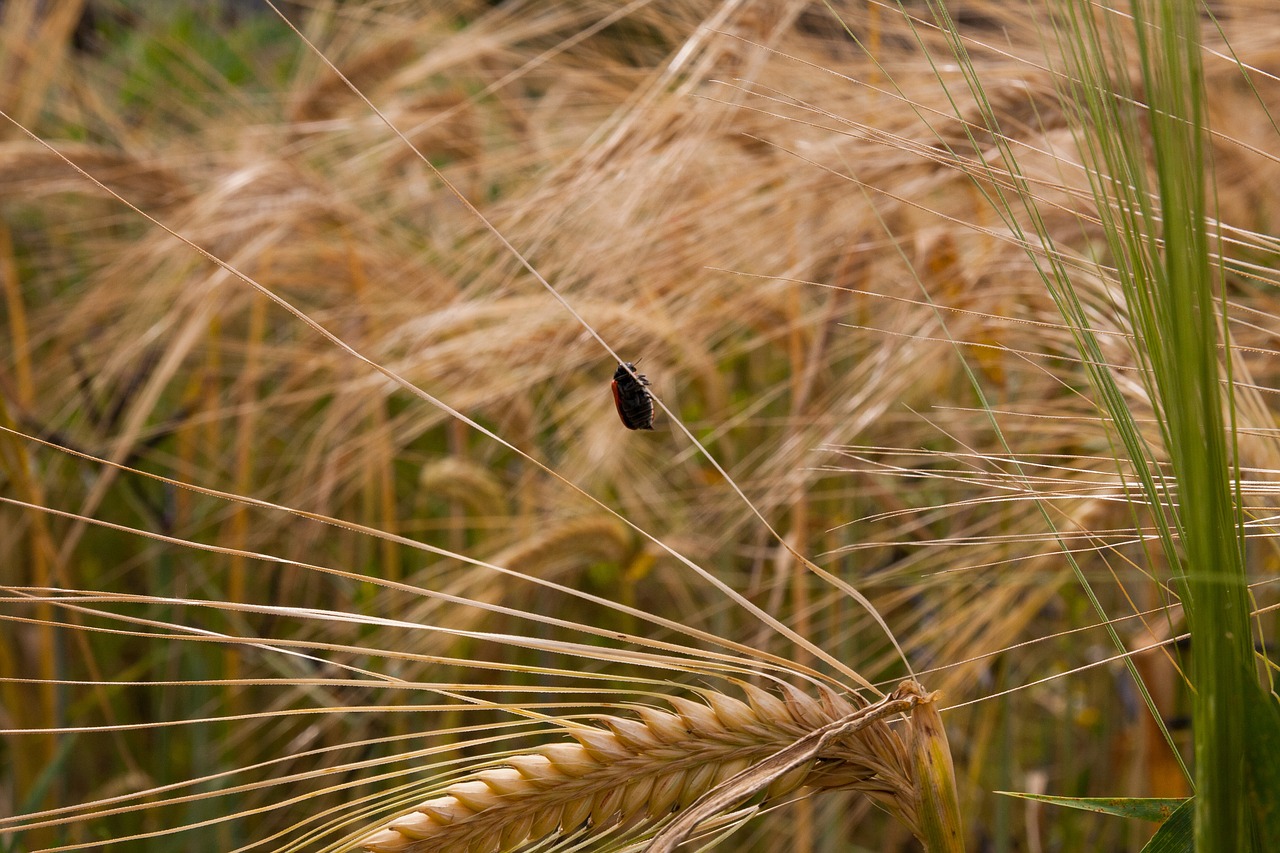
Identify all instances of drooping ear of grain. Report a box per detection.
[353,682,940,853]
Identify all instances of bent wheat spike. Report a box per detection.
[355,682,932,853]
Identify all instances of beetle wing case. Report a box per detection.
[611,362,655,430]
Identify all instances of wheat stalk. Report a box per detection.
[355,681,941,853]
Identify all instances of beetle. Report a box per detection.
[611,361,655,430]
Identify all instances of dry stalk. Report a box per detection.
[0,141,190,208]
[356,681,933,853]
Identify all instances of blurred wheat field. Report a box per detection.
[3,0,1280,850]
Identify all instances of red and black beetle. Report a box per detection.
[611,362,655,430]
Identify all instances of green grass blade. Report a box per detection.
[1053,0,1270,849]
[994,792,1185,823]
[1141,797,1194,853]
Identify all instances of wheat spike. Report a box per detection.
[355,682,930,853]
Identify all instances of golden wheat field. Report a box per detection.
[3,0,1280,851]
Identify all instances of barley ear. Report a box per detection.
[908,686,965,853]
[646,681,932,853]
[350,682,947,853]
